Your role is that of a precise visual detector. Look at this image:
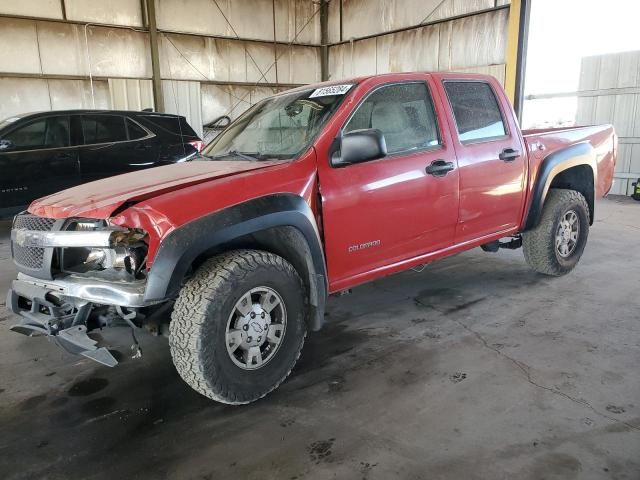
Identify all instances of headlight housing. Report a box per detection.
[39,219,149,278]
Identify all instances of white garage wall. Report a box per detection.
[0,0,513,132]
[0,0,322,131]
[328,3,509,85]
[575,51,640,196]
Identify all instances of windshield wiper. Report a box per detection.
[212,150,261,161]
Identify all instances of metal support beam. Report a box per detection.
[146,0,164,113]
[320,0,329,81]
[514,0,531,121]
[505,0,530,122]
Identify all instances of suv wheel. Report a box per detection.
[522,189,590,276]
[169,250,307,404]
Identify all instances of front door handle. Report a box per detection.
[425,159,455,177]
[499,148,520,162]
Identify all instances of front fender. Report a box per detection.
[143,193,327,329]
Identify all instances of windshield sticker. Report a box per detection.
[309,84,353,98]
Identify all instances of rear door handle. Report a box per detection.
[135,143,152,150]
[499,148,520,161]
[425,159,455,177]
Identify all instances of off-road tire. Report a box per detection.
[169,250,307,404]
[522,189,590,276]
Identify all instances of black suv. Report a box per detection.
[0,110,203,216]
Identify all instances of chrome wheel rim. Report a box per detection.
[225,286,287,370]
[555,209,580,258]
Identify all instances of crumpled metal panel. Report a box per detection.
[65,0,144,27]
[0,0,62,19]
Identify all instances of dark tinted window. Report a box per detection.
[82,115,127,144]
[142,115,197,137]
[444,82,506,143]
[344,83,439,154]
[126,118,148,140]
[3,116,70,150]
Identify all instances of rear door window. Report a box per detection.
[444,81,507,143]
[126,118,148,140]
[142,115,197,137]
[3,116,70,151]
[81,115,127,144]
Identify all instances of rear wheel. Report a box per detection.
[522,189,590,276]
[169,250,307,404]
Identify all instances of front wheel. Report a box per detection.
[169,250,307,404]
[522,189,590,276]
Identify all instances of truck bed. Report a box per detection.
[522,124,617,198]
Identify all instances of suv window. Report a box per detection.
[142,115,197,137]
[344,83,439,155]
[82,115,127,144]
[444,82,506,143]
[126,118,148,140]
[3,116,70,151]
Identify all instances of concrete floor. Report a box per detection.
[0,197,638,480]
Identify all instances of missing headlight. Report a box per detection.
[59,221,148,278]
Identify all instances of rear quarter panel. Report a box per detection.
[521,124,616,226]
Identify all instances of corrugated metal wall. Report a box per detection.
[0,0,512,133]
[327,0,510,86]
[0,0,321,129]
[575,51,640,196]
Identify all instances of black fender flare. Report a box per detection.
[144,193,327,330]
[523,142,596,231]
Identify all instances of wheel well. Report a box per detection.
[190,225,324,328]
[549,165,594,223]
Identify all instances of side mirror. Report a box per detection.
[332,128,387,166]
[0,139,14,151]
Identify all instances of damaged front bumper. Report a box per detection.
[7,273,157,367]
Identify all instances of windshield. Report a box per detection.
[203,86,352,160]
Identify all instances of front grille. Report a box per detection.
[12,214,57,271]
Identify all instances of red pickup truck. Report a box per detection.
[7,72,616,404]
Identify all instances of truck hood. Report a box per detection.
[28,159,287,219]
